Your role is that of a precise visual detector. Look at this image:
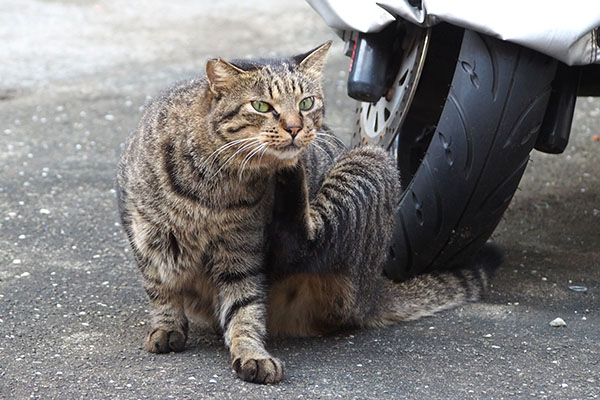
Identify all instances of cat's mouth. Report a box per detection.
[270,143,303,160]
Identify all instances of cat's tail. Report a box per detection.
[366,243,504,327]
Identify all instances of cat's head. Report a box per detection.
[205,42,331,169]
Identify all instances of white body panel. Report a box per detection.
[307,0,600,65]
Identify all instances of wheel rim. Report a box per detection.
[352,25,431,153]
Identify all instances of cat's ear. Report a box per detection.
[205,59,246,94]
[295,41,332,76]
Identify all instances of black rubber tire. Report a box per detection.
[385,29,557,281]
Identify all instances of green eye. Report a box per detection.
[251,100,272,113]
[299,96,314,111]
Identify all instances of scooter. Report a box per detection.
[307,0,600,281]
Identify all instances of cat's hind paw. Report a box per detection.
[144,328,187,353]
[232,356,284,384]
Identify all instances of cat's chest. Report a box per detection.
[169,188,274,247]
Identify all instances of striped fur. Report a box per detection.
[116,42,502,384]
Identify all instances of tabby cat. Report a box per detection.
[116,42,502,384]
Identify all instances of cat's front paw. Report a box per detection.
[144,328,187,353]
[232,356,284,384]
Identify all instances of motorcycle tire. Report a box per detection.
[384,28,558,281]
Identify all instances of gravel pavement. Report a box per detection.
[1,1,598,399]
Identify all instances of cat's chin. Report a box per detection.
[266,145,304,161]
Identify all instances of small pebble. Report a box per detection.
[39,209,51,215]
[13,259,22,264]
[208,379,217,384]
[105,114,115,121]
[549,317,566,327]
[568,285,587,292]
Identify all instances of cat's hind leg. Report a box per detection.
[308,146,400,269]
[306,146,401,322]
[269,145,400,275]
[268,146,401,330]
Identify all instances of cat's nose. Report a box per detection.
[284,124,302,138]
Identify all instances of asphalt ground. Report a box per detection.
[1,1,598,399]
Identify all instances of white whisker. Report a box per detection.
[315,131,347,149]
[238,143,268,181]
[211,140,260,178]
[313,137,342,157]
[310,141,334,162]
[201,137,258,171]
[257,146,270,170]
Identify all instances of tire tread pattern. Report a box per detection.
[386,31,557,280]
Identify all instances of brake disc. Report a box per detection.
[350,26,431,154]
